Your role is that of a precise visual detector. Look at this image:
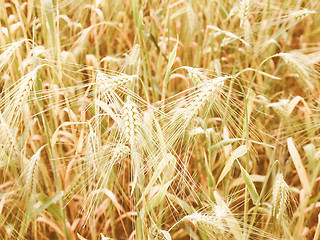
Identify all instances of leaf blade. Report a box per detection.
[237,160,259,205]
[287,138,311,194]
[217,145,247,185]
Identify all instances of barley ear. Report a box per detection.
[25,145,46,194]
[271,173,290,223]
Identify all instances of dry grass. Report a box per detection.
[1,0,320,239]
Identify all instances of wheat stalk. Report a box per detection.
[122,96,141,144]
[184,76,226,121]
[272,173,290,222]
[96,71,137,92]
[24,145,46,194]
[184,67,209,85]
[0,111,19,156]
[289,8,316,22]
[277,52,316,90]
[239,0,251,27]
[0,40,25,74]
[184,212,226,236]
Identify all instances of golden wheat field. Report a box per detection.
[1,0,320,239]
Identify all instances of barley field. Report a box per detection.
[1,0,320,239]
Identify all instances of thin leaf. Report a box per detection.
[210,138,245,151]
[148,179,174,211]
[99,233,112,240]
[77,233,88,240]
[217,145,247,185]
[287,96,303,116]
[29,191,64,219]
[287,138,311,194]
[237,160,259,205]
[162,40,179,101]
[160,230,172,240]
[38,193,63,221]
